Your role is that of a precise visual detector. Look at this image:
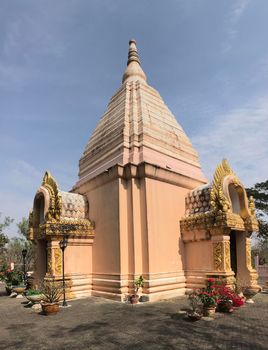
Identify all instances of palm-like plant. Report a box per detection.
[41,279,64,304]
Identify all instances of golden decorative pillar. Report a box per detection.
[47,246,52,275]
[246,237,253,270]
[209,235,234,285]
[46,241,62,277]
[54,248,62,275]
[212,238,231,272]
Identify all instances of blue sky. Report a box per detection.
[0,0,267,236]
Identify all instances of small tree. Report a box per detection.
[246,180,268,239]
[134,275,144,296]
[246,180,268,263]
[41,279,64,304]
[17,217,29,239]
[17,217,35,271]
[0,214,13,248]
[0,214,13,263]
[1,218,35,271]
[2,238,34,270]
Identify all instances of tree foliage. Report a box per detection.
[246,180,268,239]
[0,214,14,249]
[17,217,29,239]
[2,238,34,271]
[0,216,35,271]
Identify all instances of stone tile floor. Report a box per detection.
[0,284,268,350]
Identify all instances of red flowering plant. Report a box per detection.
[0,264,22,286]
[212,279,244,311]
[188,278,218,309]
[189,278,244,313]
[197,278,218,308]
[231,295,244,307]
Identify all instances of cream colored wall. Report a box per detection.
[118,175,188,278]
[118,177,149,279]
[145,178,189,274]
[75,163,206,300]
[184,240,212,271]
[118,177,132,277]
[118,174,191,299]
[64,240,92,275]
[85,179,120,275]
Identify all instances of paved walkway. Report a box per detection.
[0,284,268,350]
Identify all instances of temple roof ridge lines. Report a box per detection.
[78,39,207,185]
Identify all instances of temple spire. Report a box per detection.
[122,39,147,84]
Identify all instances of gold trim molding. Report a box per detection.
[47,248,52,275]
[42,171,62,222]
[54,248,62,275]
[246,238,252,270]
[28,171,95,240]
[180,159,259,241]
[213,241,231,272]
[210,159,239,213]
[40,219,95,238]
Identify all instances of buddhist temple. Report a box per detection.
[28,40,260,301]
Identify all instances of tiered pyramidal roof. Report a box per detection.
[78,40,206,184]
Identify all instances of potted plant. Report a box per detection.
[217,299,233,313]
[234,281,244,298]
[231,294,244,307]
[25,289,44,304]
[40,279,63,315]
[198,278,218,316]
[187,292,203,321]
[130,276,144,304]
[199,291,217,316]
[215,282,245,312]
[214,282,234,313]
[0,264,24,295]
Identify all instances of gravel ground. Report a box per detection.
[0,283,268,350]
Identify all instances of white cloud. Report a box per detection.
[222,0,250,53]
[192,95,268,187]
[8,160,42,189]
[230,0,249,22]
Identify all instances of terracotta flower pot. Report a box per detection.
[187,311,202,321]
[12,286,26,294]
[41,303,60,315]
[130,295,139,304]
[203,306,216,317]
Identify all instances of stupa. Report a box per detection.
[28,40,260,301]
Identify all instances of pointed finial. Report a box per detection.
[122,39,147,84]
[127,39,141,65]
